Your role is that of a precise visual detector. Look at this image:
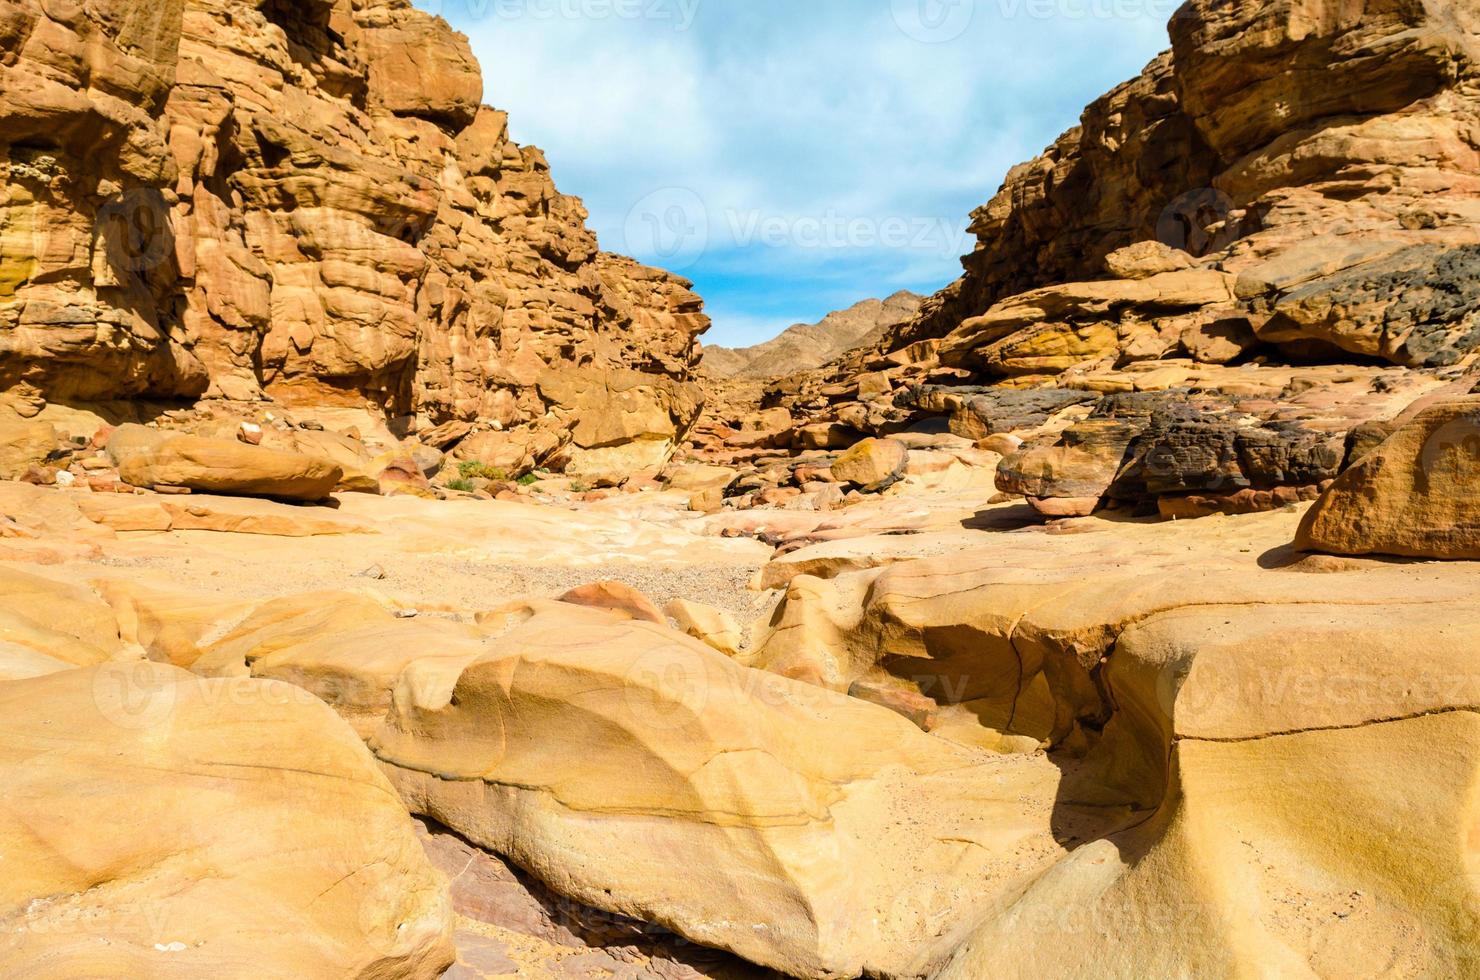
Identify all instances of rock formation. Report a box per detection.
[0,662,455,978]
[703,291,922,380]
[7,0,1480,978]
[715,0,1480,519]
[1296,393,1480,559]
[373,604,1075,979]
[0,0,709,481]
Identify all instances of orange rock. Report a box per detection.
[558,582,666,625]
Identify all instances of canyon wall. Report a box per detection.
[0,0,708,474]
[731,0,1480,520]
[888,0,1480,366]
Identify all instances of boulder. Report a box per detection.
[829,437,907,491]
[688,486,726,514]
[0,664,455,979]
[663,598,743,656]
[0,419,58,479]
[118,435,342,501]
[797,423,862,450]
[996,419,1140,513]
[1297,398,1480,559]
[558,581,666,625]
[372,609,1074,980]
[1103,240,1196,280]
[193,592,492,737]
[372,450,435,498]
[104,423,172,466]
[664,463,738,492]
[279,429,379,494]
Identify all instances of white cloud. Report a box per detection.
[423,0,1174,346]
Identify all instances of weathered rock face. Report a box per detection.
[750,517,1480,978]
[892,0,1480,362]
[725,0,1480,520]
[1297,395,1480,559]
[883,52,1220,351]
[0,0,708,476]
[372,604,1089,980]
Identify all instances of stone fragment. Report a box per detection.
[1104,241,1196,280]
[118,436,342,502]
[664,598,743,656]
[829,437,907,491]
[665,463,737,492]
[559,581,667,625]
[0,420,58,480]
[1297,398,1480,559]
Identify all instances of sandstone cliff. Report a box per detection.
[889,0,1480,363]
[729,0,1480,520]
[0,0,709,477]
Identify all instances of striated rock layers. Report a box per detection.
[0,0,709,477]
[893,0,1480,361]
[737,0,1480,518]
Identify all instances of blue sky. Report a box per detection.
[422,0,1178,347]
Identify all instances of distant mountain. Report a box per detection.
[702,292,924,380]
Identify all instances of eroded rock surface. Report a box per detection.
[0,663,455,979]
[1297,395,1480,559]
[0,0,708,480]
[700,0,1480,520]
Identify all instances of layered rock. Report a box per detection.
[894,0,1480,360]
[723,0,1480,519]
[0,0,708,480]
[372,604,1088,980]
[747,513,1480,976]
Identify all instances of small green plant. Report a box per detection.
[458,461,507,481]
[517,472,541,486]
[446,478,476,493]
[569,480,592,494]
